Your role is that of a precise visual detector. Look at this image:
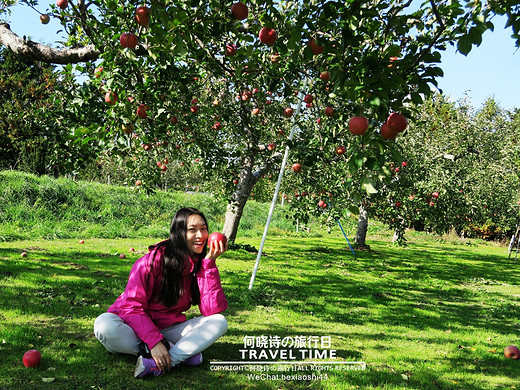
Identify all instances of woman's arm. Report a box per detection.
[197,241,228,315]
[116,249,165,349]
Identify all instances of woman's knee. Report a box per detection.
[210,313,228,336]
[94,312,120,342]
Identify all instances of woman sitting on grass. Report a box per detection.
[94,207,228,379]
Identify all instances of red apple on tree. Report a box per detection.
[225,43,237,56]
[231,2,248,20]
[431,191,439,199]
[348,116,369,135]
[190,106,198,114]
[504,345,520,359]
[56,0,68,9]
[208,232,227,248]
[104,91,118,106]
[258,27,277,46]
[320,71,331,82]
[325,107,334,117]
[307,38,324,55]
[94,66,103,78]
[387,112,408,133]
[21,251,27,257]
[318,200,327,208]
[335,145,346,155]
[252,107,260,115]
[267,143,276,151]
[380,122,398,139]
[135,5,150,27]
[23,350,41,367]
[292,163,302,173]
[284,107,294,118]
[120,33,138,49]
[212,121,223,130]
[170,115,178,124]
[122,123,134,134]
[303,94,313,104]
[137,104,148,119]
[40,14,50,24]
[135,180,142,186]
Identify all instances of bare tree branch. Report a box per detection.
[0,22,100,64]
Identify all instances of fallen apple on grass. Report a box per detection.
[23,349,41,367]
[504,345,520,359]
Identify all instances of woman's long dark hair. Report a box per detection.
[152,207,208,307]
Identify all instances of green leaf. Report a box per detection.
[457,34,472,55]
[361,176,378,194]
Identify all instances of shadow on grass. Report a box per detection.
[1,237,519,389]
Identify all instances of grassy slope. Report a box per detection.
[0,170,310,241]
[1,233,519,389]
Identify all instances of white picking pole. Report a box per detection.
[248,93,304,290]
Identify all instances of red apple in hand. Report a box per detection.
[259,27,277,46]
[208,232,227,249]
[23,349,41,367]
[349,116,369,135]
[504,345,520,359]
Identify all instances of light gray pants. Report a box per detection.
[94,312,228,366]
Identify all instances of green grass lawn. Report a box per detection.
[1,233,519,389]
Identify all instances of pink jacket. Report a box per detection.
[107,243,228,349]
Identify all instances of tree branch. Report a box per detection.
[0,22,100,64]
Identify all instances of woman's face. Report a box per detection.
[185,214,209,254]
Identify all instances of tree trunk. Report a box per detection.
[222,154,258,242]
[355,203,369,248]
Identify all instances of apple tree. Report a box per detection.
[0,46,105,176]
[1,0,519,244]
[370,94,520,243]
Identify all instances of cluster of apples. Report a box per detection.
[156,157,169,172]
[119,6,150,49]
[230,2,326,54]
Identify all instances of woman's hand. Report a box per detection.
[206,239,228,260]
[150,340,171,372]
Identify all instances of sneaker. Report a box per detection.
[134,355,162,378]
[183,353,203,366]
